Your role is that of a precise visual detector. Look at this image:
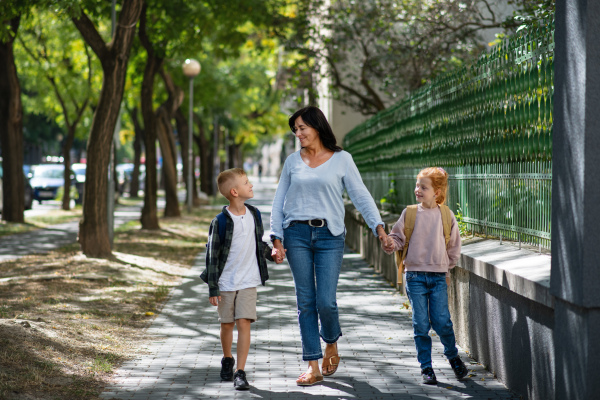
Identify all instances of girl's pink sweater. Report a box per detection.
[385,204,461,273]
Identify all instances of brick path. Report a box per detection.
[101,185,519,400]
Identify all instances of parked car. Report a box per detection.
[29,164,80,204]
[117,163,146,196]
[0,165,33,211]
[71,163,86,203]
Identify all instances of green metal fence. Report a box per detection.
[343,18,554,249]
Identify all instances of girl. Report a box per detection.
[381,167,468,384]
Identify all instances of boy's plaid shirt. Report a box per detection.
[200,204,272,297]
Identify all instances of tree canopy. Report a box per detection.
[287,0,554,115]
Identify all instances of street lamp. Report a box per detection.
[182,59,201,213]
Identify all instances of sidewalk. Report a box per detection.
[100,187,519,399]
[0,203,142,262]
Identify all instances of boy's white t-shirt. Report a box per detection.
[218,206,262,292]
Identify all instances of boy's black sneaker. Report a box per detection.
[421,367,437,384]
[220,356,235,381]
[233,369,250,390]
[449,356,469,380]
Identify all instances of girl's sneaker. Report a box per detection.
[421,367,437,384]
[449,356,469,380]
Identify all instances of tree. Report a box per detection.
[0,12,26,223]
[126,106,144,198]
[289,0,523,115]
[138,2,164,228]
[69,0,143,257]
[136,0,293,219]
[155,68,183,216]
[16,9,97,210]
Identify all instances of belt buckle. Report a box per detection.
[309,219,324,227]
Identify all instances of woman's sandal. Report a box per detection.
[296,372,324,386]
[322,353,340,377]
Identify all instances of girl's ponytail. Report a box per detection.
[417,167,449,205]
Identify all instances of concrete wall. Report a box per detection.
[451,271,555,400]
[345,203,555,400]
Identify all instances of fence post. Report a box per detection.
[552,1,600,398]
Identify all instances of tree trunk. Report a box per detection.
[61,125,76,210]
[138,4,161,229]
[175,108,200,206]
[72,1,142,257]
[232,142,243,169]
[218,122,225,173]
[129,107,144,198]
[0,17,25,223]
[155,107,180,217]
[191,145,200,205]
[139,54,162,229]
[155,69,183,217]
[193,114,213,196]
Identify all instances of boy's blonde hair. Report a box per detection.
[217,168,246,199]
[417,167,449,205]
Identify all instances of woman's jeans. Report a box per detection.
[405,271,459,369]
[284,223,345,361]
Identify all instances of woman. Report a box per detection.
[270,106,390,385]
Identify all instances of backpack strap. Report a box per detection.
[440,204,452,248]
[216,212,227,244]
[395,205,418,284]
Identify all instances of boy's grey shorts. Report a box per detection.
[217,287,257,323]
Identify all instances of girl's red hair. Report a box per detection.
[417,167,449,205]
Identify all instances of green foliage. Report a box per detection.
[117,0,296,162]
[171,4,295,154]
[380,177,402,214]
[509,0,555,30]
[15,8,100,147]
[455,203,469,237]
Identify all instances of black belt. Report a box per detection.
[294,219,327,227]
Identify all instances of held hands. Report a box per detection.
[209,296,221,306]
[377,225,395,253]
[271,241,287,264]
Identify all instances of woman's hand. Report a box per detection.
[272,240,287,264]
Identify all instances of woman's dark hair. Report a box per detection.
[289,106,343,152]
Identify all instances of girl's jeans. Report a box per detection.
[284,223,345,361]
[405,271,459,369]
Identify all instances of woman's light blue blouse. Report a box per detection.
[270,150,383,239]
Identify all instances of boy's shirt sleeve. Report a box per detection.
[202,218,221,297]
[386,208,407,255]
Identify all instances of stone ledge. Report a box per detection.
[459,239,553,308]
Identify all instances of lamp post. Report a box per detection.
[182,59,201,213]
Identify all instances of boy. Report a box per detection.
[200,168,280,390]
